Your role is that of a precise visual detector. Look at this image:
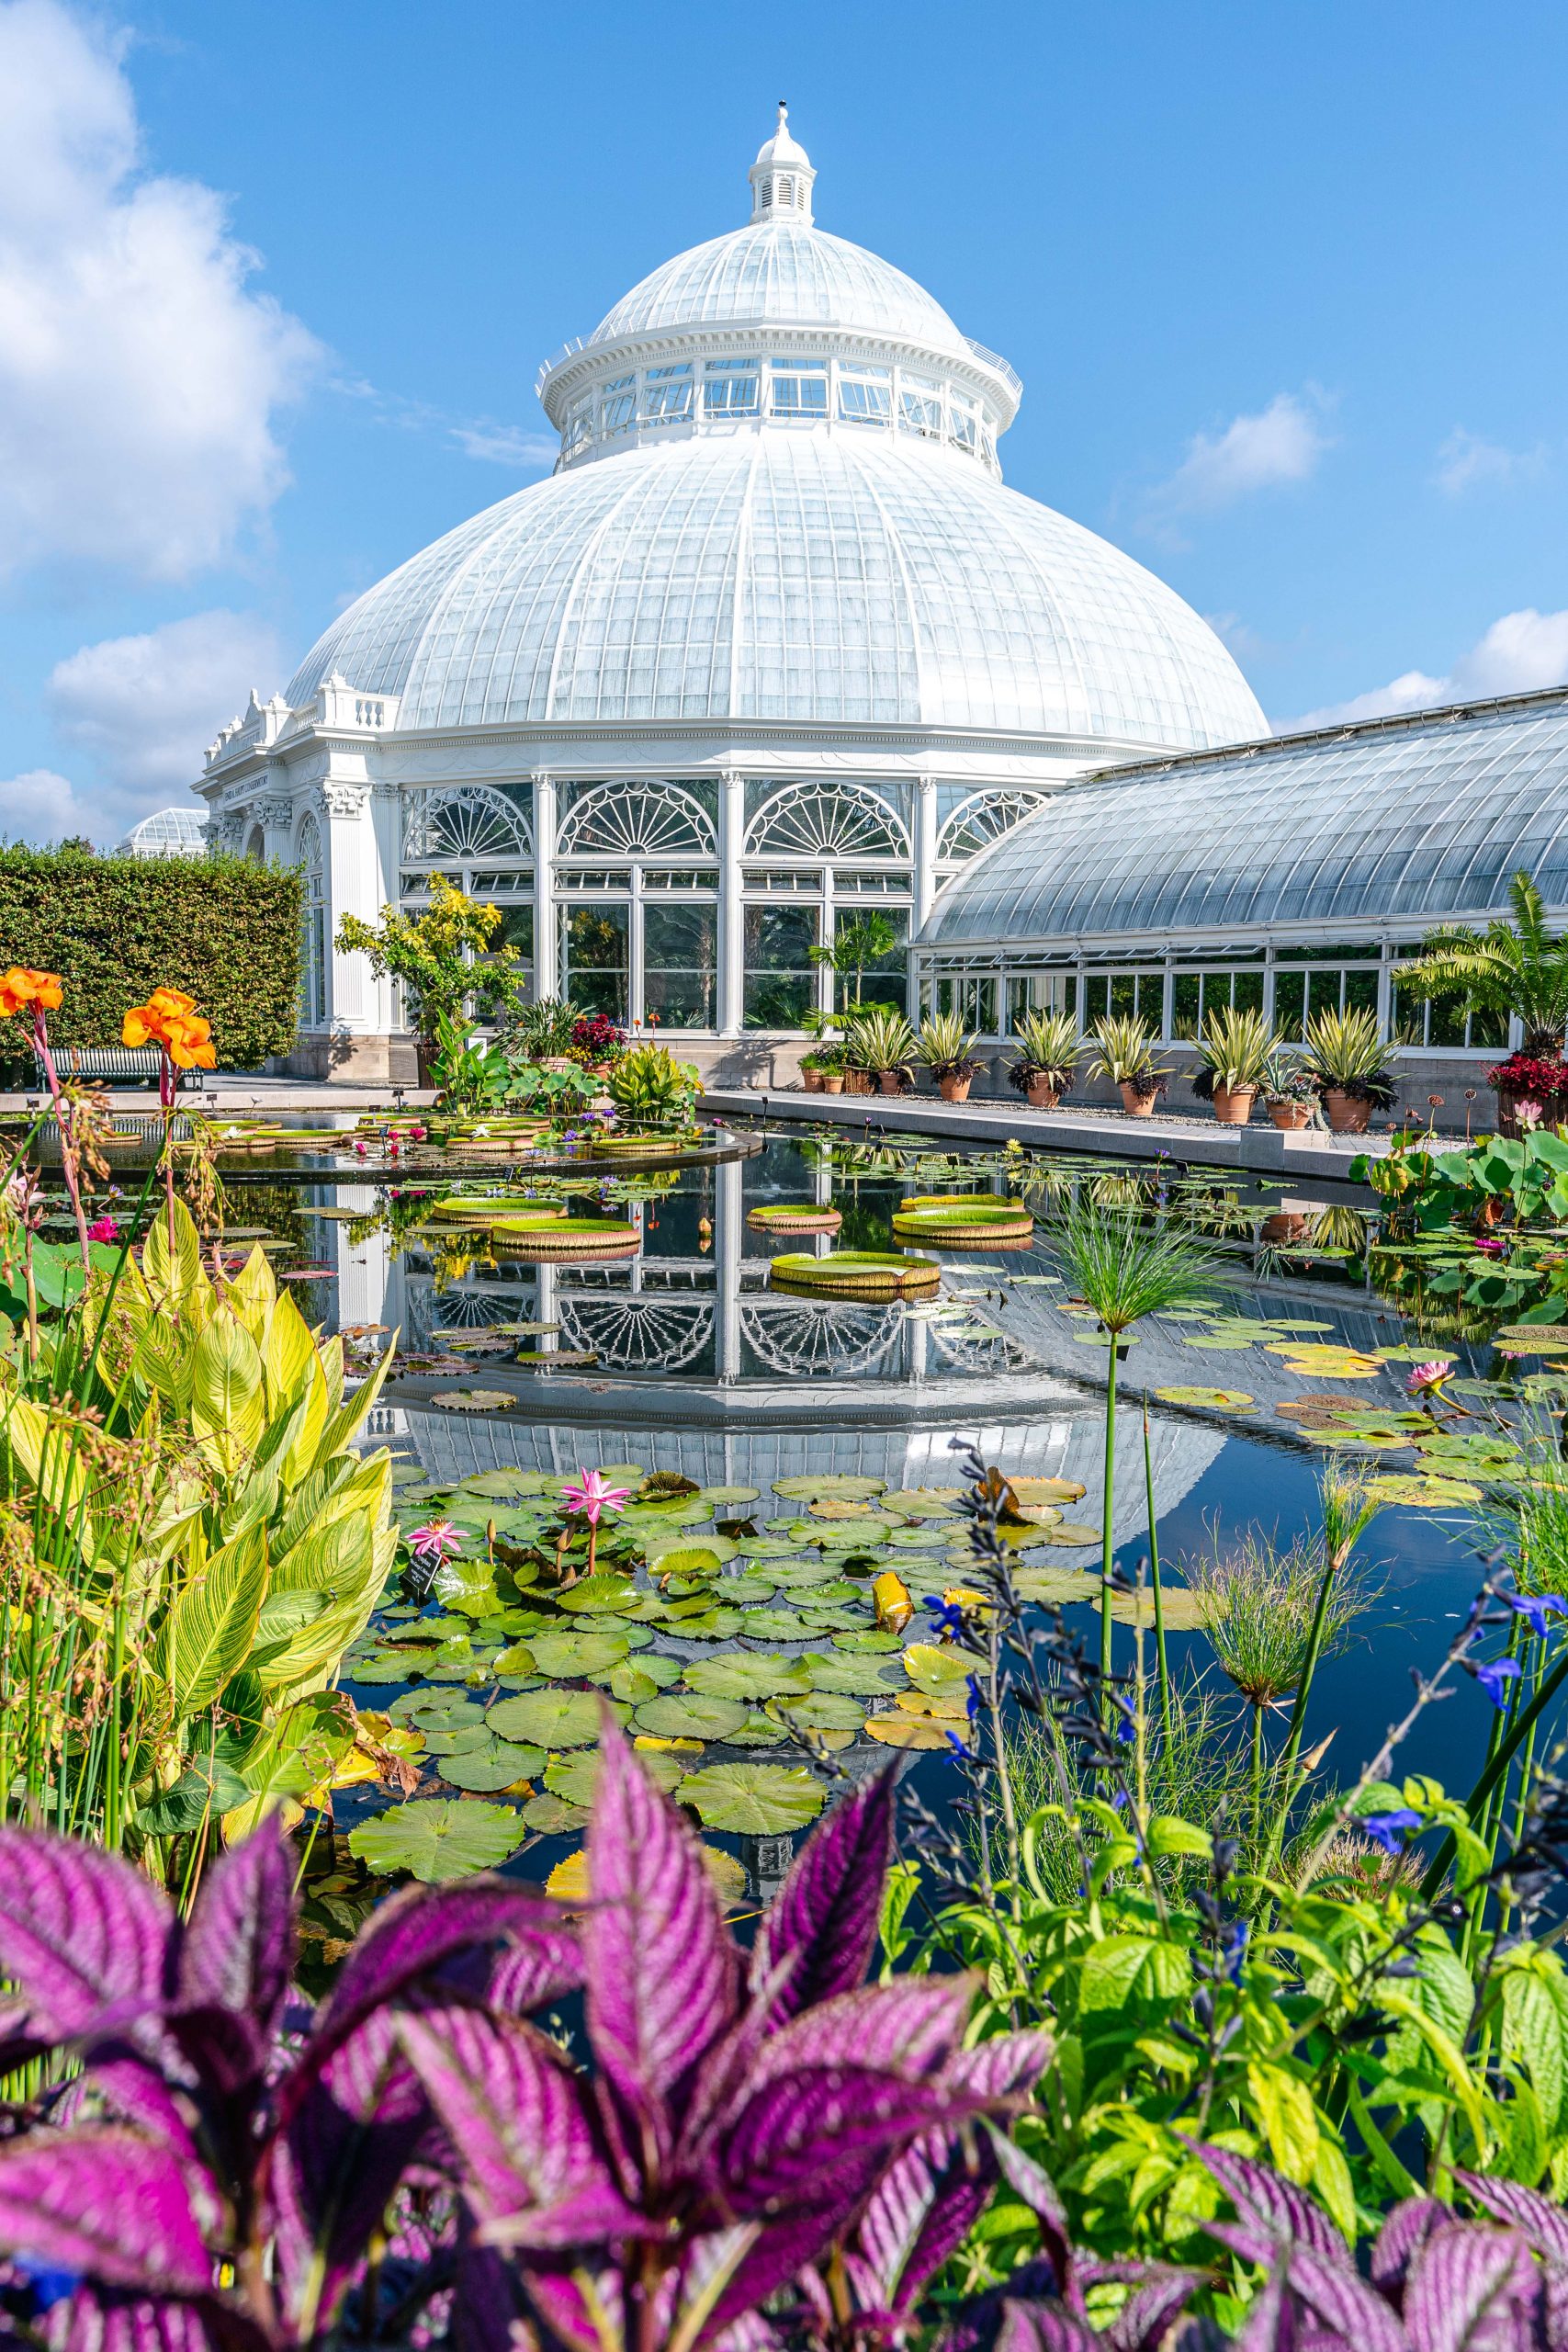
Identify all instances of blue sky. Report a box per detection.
[4,0,1568,841]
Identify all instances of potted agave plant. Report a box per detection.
[1008,1008,1080,1108]
[916,1009,983,1102]
[1262,1046,1318,1130]
[1090,1012,1169,1116]
[1189,1004,1273,1125]
[1301,1003,1397,1134]
[845,1005,918,1095]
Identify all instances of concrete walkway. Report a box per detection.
[701,1084,1391,1183]
[0,1077,438,1114]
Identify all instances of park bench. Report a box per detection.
[31,1046,204,1090]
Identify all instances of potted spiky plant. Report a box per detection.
[1089,1012,1169,1116]
[1008,1008,1080,1108]
[1262,1046,1318,1130]
[844,1004,917,1094]
[1300,1003,1396,1133]
[916,1010,983,1102]
[1190,1003,1274,1125]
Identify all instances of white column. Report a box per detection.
[532,773,558,1001]
[628,864,645,1029]
[718,769,745,1038]
[716,1156,740,1382]
[369,782,402,1034]
[321,780,377,1034]
[914,775,938,931]
[256,787,295,865]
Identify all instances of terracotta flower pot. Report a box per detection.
[1269,1101,1314,1131]
[939,1073,973,1102]
[802,1069,823,1093]
[821,1073,844,1094]
[877,1069,904,1095]
[1211,1084,1257,1126]
[1119,1080,1158,1117]
[1323,1088,1371,1134]
[1260,1211,1311,1244]
[1026,1078,1060,1109]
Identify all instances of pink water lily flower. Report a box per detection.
[408,1518,463,1565]
[560,1467,631,1527]
[85,1215,120,1244]
[1406,1358,1455,1395]
[1516,1098,1544,1130]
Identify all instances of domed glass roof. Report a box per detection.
[590,221,972,356]
[286,433,1266,749]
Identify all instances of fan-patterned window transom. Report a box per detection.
[557,782,716,860]
[745,782,909,862]
[402,785,533,864]
[937,790,1049,864]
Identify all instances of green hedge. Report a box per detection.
[0,847,301,1068]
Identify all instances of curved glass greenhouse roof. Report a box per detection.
[920,688,1568,951]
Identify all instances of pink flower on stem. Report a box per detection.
[1516,1099,1544,1130]
[559,1466,631,1579]
[1472,1234,1506,1256]
[1406,1359,1455,1396]
[408,1519,463,1566]
[85,1215,120,1245]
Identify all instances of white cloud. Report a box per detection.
[451,423,558,469]
[0,0,320,580]
[0,767,99,845]
[1288,607,1568,731]
[43,608,282,838]
[1435,428,1546,497]
[1144,392,1331,533]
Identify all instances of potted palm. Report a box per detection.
[916,1010,983,1102]
[1089,1012,1169,1116]
[844,1005,917,1094]
[1189,1004,1273,1125]
[1262,1047,1318,1130]
[1300,1004,1396,1133]
[1394,868,1568,1130]
[1007,1009,1080,1108]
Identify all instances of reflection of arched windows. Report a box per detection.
[299,816,327,1026]
[402,785,533,864]
[557,782,716,859]
[243,825,265,862]
[744,782,909,860]
[937,790,1049,864]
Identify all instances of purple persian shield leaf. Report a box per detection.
[0,2130,209,2292]
[705,2311,786,2352]
[1402,2224,1538,2352]
[749,1770,895,2030]
[177,1818,295,2039]
[489,1935,584,2017]
[1103,2270,1206,2352]
[719,2064,987,2217]
[0,1831,172,2041]
[1232,2268,1302,2352]
[583,1715,739,2175]
[984,2123,1077,2307]
[517,2261,625,2352]
[1284,2245,1407,2352]
[686,2215,833,2347]
[311,1876,577,2066]
[1371,2200,1454,2296]
[58,2053,202,2168]
[398,2007,648,2248]
[741,1979,975,2094]
[995,2302,1101,2352]
[1458,2175,1568,2264]
[453,2240,534,2352]
[1194,2143,1350,2265]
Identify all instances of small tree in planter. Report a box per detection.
[1008,1006,1081,1107]
[844,1003,917,1094]
[1261,1045,1320,1130]
[916,1009,983,1101]
[1301,1002,1396,1132]
[1089,1012,1169,1116]
[1189,1003,1275,1125]
[337,874,523,1079]
[808,909,899,1017]
[1394,868,1568,1125]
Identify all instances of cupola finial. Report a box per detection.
[750,101,815,226]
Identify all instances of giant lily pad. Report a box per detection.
[438,1737,544,1792]
[1366,1474,1483,1508]
[684,1653,814,1703]
[1043,1523,1103,1547]
[773,1690,866,1732]
[1154,1386,1257,1412]
[556,1577,639,1615]
[643,1541,739,1576]
[863,1713,953,1750]
[799,1650,906,1695]
[773,1475,887,1500]
[349,1800,524,1883]
[543,1749,684,1807]
[430,1389,517,1413]
[486,1690,605,1747]
[608,1655,682,1702]
[634,1693,750,1741]
[525,1630,630,1678]
[902,1642,973,1693]
[675,1762,825,1833]
[523,1792,586,1835]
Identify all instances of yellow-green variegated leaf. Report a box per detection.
[190,1312,267,1474]
[312,1338,399,1475]
[279,1356,332,1487]
[141,1199,209,1318]
[0,1393,96,1562]
[267,1511,373,1600]
[261,1287,317,1417]
[226,1244,276,1343]
[156,1522,268,1720]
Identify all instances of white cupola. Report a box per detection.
[749,102,815,225]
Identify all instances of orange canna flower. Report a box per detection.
[0,967,63,1019]
[122,990,218,1069]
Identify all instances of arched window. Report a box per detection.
[298,815,327,1026]
[557,782,716,860]
[745,781,909,861]
[937,790,1049,864]
[402,785,533,864]
[243,825,265,863]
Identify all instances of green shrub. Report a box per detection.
[0,845,301,1068]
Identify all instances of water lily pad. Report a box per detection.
[1013,1567,1100,1603]
[430,1388,517,1413]
[773,1690,866,1732]
[1366,1474,1483,1508]
[1154,1386,1257,1411]
[525,1630,630,1678]
[676,1762,825,1833]
[629,1692,746,1741]
[863,1713,953,1750]
[543,1749,683,1807]
[768,1558,852,1589]
[797,1603,868,1634]
[388,1693,485,1731]
[698,1486,761,1506]
[547,1840,746,1906]
[486,1690,605,1747]
[713,1573,777,1604]
[799,1650,906,1695]
[556,1577,639,1615]
[727,1715,794,1748]
[684,1653,814,1703]
[902,1642,972,1692]
[883,1526,951,1550]
[438,1737,544,1792]
[348,1657,416,1684]
[832,1630,904,1654]
[881,1487,961,1514]
[349,1799,524,1883]
[523,1792,586,1834]
[773,1474,887,1500]
[1265,1343,1383,1375]
[660,1607,744,1641]
[1043,1523,1103,1546]
[644,1541,739,1577]
[1110,1588,1210,1630]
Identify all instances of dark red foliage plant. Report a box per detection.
[0,1721,1054,2352]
